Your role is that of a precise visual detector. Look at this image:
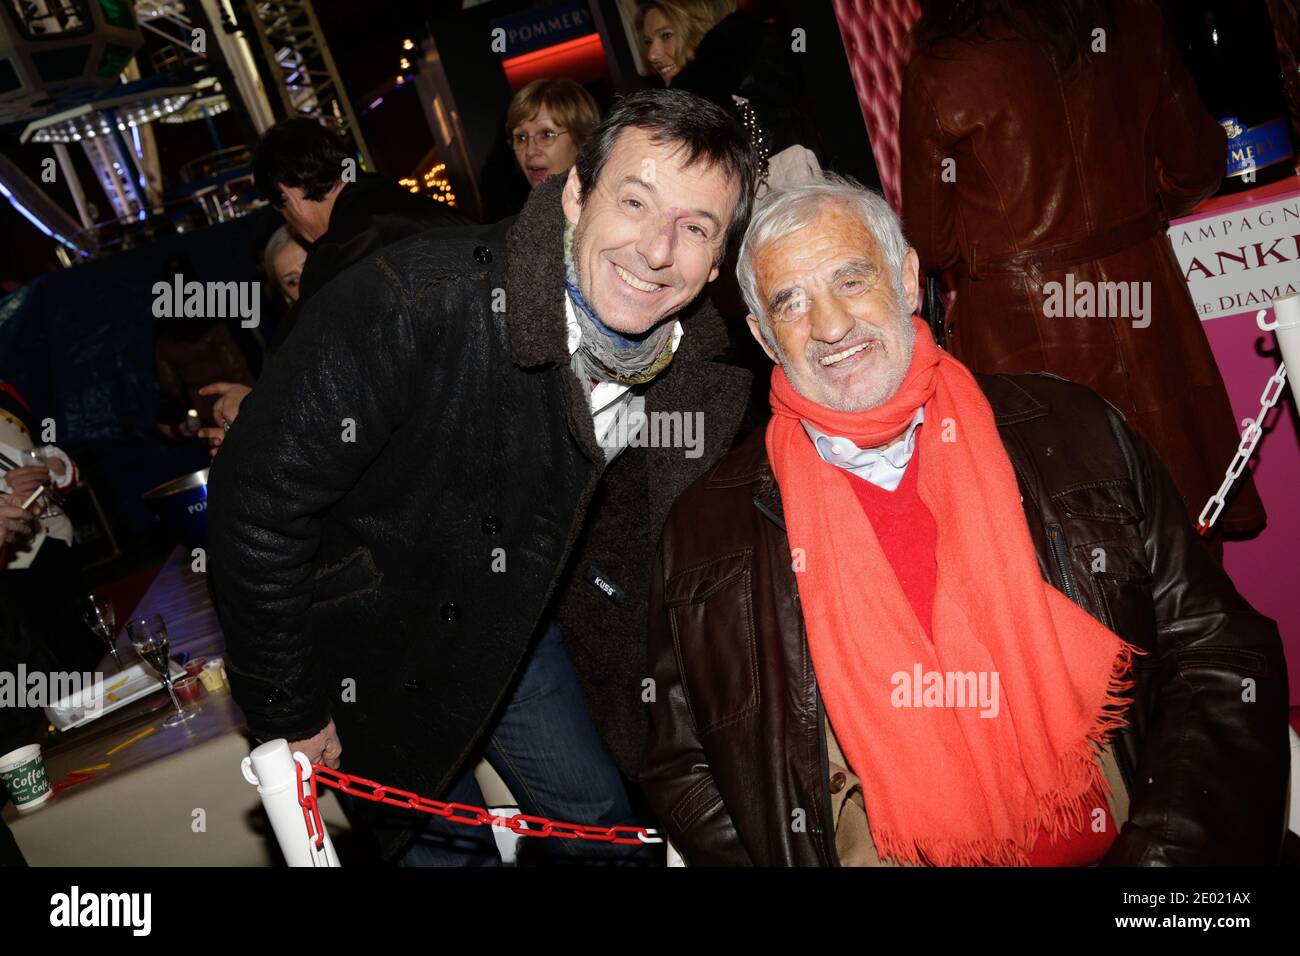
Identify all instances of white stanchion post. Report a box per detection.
[666,839,686,867]
[1264,294,1300,839]
[1289,727,1300,839]
[487,805,524,865]
[241,739,341,867]
[1262,292,1300,405]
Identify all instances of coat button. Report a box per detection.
[473,245,492,264]
[481,514,501,535]
[403,678,424,692]
[440,602,461,622]
[829,772,847,794]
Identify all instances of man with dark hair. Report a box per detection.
[208,89,758,865]
[252,118,469,305]
[201,118,471,455]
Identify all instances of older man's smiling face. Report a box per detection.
[562,127,738,336]
[746,205,920,412]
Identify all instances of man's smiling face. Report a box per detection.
[562,127,738,336]
[747,204,921,412]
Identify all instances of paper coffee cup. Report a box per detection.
[0,743,52,811]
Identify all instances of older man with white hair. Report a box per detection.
[639,175,1290,867]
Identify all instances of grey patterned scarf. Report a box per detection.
[563,222,678,386]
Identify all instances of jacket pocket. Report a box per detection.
[1170,646,1269,677]
[663,549,759,736]
[671,771,726,835]
[311,545,383,609]
[1049,476,1153,644]
[1078,539,1156,644]
[1051,478,1145,524]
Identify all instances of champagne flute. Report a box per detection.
[126,613,194,727]
[81,594,125,672]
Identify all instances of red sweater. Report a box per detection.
[845,451,1114,866]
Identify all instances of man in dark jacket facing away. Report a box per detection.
[208,90,756,864]
[254,118,472,307]
[201,120,474,455]
[641,176,1289,866]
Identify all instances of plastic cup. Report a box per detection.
[199,660,226,691]
[174,675,204,705]
[0,744,53,811]
[183,656,208,678]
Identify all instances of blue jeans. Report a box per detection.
[398,622,656,866]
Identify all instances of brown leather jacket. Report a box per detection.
[899,0,1265,535]
[641,373,1289,866]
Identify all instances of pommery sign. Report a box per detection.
[490,1,593,58]
[1167,189,1300,321]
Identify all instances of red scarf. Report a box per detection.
[766,318,1139,865]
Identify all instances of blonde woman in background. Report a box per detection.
[507,78,600,188]
[263,225,308,305]
[639,0,822,195]
[637,0,736,86]
[196,226,306,457]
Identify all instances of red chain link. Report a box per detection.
[296,762,327,851]
[293,760,660,847]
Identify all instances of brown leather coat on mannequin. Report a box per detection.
[900,0,1265,535]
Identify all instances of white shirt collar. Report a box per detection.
[801,406,926,492]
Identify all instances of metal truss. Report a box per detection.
[242,0,372,167]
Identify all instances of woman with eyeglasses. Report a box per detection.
[506,78,600,188]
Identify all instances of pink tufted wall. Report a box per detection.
[832,0,923,214]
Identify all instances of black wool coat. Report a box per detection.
[554,271,751,780]
[207,175,751,857]
[297,173,473,305]
[269,175,473,355]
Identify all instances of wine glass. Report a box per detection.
[81,594,125,672]
[126,613,194,727]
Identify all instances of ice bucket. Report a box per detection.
[142,468,209,547]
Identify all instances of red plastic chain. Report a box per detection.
[295,762,327,851]
[293,759,660,847]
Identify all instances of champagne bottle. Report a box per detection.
[1162,0,1297,194]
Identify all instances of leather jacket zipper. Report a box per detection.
[1047,523,1079,604]
[1045,522,1137,798]
[813,683,839,867]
